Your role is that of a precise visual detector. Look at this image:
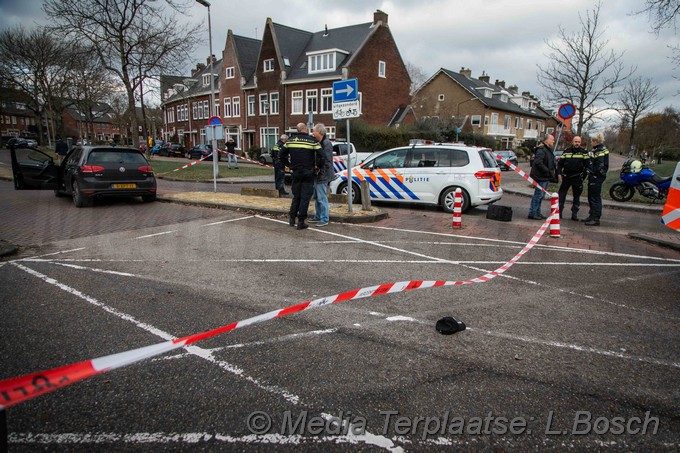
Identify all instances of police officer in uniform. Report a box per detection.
[279,123,323,230]
[271,134,289,196]
[557,136,588,221]
[583,134,609,226]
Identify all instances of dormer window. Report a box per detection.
[264,59,274,72]
[202,74,211,86]
[476,87,492,98]
[225,67,235,79]
[306,49,348,74]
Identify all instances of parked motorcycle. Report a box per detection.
[609,159,672,202]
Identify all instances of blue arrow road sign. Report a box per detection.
[333,79,358,103]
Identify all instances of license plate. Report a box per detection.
[112,183,136,189]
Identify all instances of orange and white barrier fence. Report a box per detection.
[0,214,555,409]
[550,193,561,238]
[452,188,462,229]
[662,162,680,232]
[219,149,274,169]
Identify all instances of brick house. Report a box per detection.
[161,10,413,153]
[61,103,121,143]
[413,67,559,149]
[0,99,39,142]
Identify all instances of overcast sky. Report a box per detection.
[1,0,678,127]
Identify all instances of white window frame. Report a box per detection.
[308,52,336,74]
[306,89,318,114]
[378,60,386,78]
[223,98,232,118]
[260,127,278,150]
[504,115,511,129]
[471,115,481,126]
[491,113,499,125]
[247,95,256,116]
[214,99,220,117]
[291,90,303,115]
[202,74,211,87]
[233,97,241,117]
[321,88,333,113]
[264,59,274,72]
[269,92,279,115]
[203,100,209,119]
[225,67,235,79]
[259,93,269,116]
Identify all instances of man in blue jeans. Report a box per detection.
[528,134,556,220]
[310,123,333,227]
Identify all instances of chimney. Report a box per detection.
[207,55,216,66]
[522,91,531,97]
[374,10,388,25]
[192,63,206,77]
[459,67,471,78]
[324,24,328,37]
[508,84,518,93]
[479,71,490,83]
[495,80,505,88]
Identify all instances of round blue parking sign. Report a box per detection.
[558,103,576,120]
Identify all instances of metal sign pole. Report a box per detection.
[346,119,352,213]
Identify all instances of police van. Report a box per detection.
[329,142,502,212]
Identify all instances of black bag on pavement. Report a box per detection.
[486,205,513,222]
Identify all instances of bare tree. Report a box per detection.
[68,46,119,142]
[43,0,201,145]
[637,0,680,34]
[619,76,659,143]
[405,61,428,97]
[0,26,73,144]
[537,1,633,135]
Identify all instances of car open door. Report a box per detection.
[10,145,59,190]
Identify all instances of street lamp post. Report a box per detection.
[456,97,476,142]
[196,0,218,192]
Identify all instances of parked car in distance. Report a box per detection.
[10,144,157,207]
[329,143,502,212]
[188,143,217,160]
[494,150,519,171]
[151,141,167,155]
[5,137,38,148]
[164,143,185,157]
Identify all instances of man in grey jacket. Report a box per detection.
[310,123,333,227]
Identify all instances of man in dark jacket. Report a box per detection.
[583,134,609,226]
[528,134,556,220]
[271,134,289,196]
[557,136,588,221]
[310,123,333,226]
[279,123,323,230]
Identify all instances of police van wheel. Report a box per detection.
[441,187,470,213]
[339,182,360,204]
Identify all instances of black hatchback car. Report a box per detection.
[188,143,218,161]
[10,144,157,207]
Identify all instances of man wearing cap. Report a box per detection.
[279,123,323,230]
[583,134,609,226]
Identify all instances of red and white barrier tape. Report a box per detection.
[219,149,275,169]
[0,213,554,409]
[493,153,550,195]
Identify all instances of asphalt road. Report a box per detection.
[1,165,680,451]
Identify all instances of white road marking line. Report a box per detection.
[11,262,301,405]
[8,432,404,450]
[202,215,255,226]
[134,231,176,239]
[17,248,86,261]
[10,266,410,449]
[352,224,680,263]
[217,328,338,350]
[49,262,141,277]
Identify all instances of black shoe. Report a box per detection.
[297,222,309,230]
[584,219,600,226]
[281,191,290,196]
[289,216,296,227]
[528,214,546,220]
[581,217,593,222]
[571,215,579,221]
